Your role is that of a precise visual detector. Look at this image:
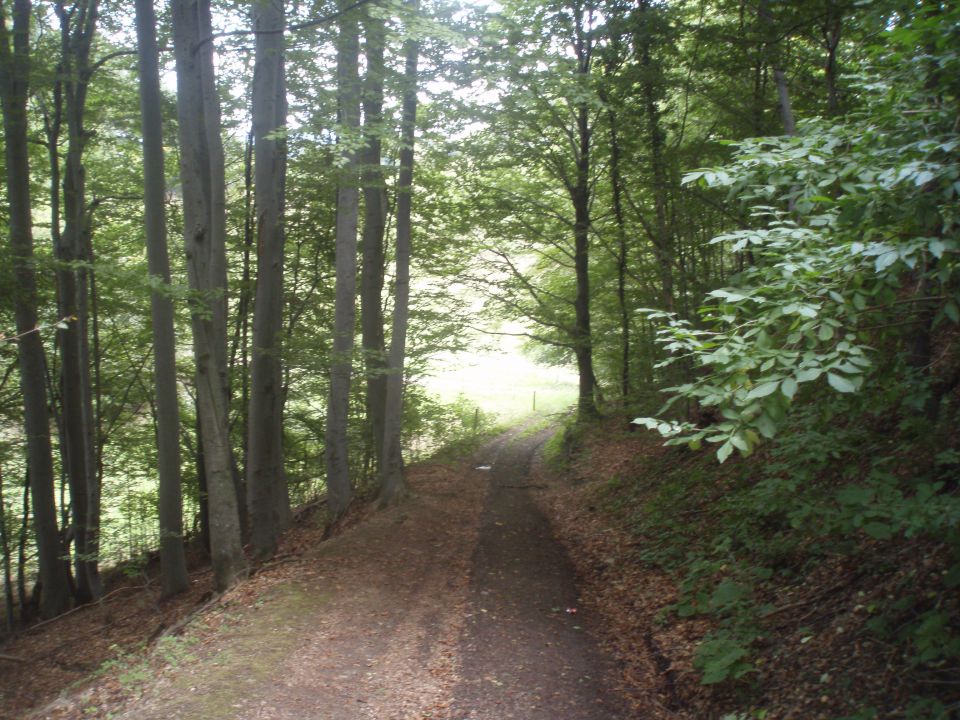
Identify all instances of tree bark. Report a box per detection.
[54,0,103,603]
[607,104,630,402]
[757,0,795,136]
[17,470,29,621]
[571,1,597,420]
[0,466,15,630]
[380,3,420,504]
[324,0,362,518]
[134,0,189,598]
[822,4,842,117]
[360,9,388,476]
[247,0,290,559]
[636,0,673,313]
[171,0,247,592]
[0,0,73,619]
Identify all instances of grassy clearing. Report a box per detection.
[422,349,577,424]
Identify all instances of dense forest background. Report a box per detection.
[1,0,958,713]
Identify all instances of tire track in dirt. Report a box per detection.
[448,426,627,719]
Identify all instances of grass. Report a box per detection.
[421,348,578,423]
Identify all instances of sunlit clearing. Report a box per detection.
[422,329,577,422]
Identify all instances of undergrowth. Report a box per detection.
[597,395,960,719]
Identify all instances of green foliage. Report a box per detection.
[541,413,584,470]
[637,4,960,462]
[625,12,960,704]
[402,387,498,462]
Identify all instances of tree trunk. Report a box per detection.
[571,2,597,420]
[360,9,388,476]
[16,469,29,621]
[171,0,247,592]
[821,1,843,117]
[606,102,630,402]
[54,0,102,603]
[380,4,420,505]
[0,0,73,619]
[637,0,673,313]
[134,0,189,598]
[247,0,290,559]
[757,0,795,136]
[0,467,15,630]
[324,0,362,518]
[232,128,254,497]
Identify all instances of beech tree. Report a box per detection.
[134,0,189,597]
[324,0,362,518]
[359,7,389,473]
[380,1,420,504]
[171,0,246,591]
[247,0,291,559]
[0,0,72,618]
[463,0,601,419]
[53,0,103,603]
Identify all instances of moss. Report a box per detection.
[133,583,329,719]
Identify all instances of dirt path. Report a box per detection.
[450,427,625,719]
[33,426,629,720]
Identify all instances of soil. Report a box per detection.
[450,426,625,719]
[3,424,634,720]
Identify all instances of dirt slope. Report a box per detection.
[23,426,631,720]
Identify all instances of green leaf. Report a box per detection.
[875,251,899,272]
[709,289,750,302]
[818,324,834,342]
[717,441,734,463]
[944,301,959,324]
[730,432,750,453]
[747,381,779,399]
[928,238,947,258]
[796,368,821,383]
[827,373,856,393]
[780,377,798,399]
[755,413,777,438]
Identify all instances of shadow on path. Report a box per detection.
[450,426,627,719]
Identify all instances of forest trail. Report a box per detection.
[450,426,623,719]
[34,425,628,720]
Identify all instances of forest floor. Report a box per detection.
[5,417,948,719]
[2,423,637,720]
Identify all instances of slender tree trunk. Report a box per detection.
[0,467,15,631]
[134,0,189,597]
[194,407,210,554]
[380,3,420,504]
[247,0,290,559]
[360,9,388,475]
[570,2,597,420]
[606,103,630,402]
[17,471,29,622]
[774,69,795,135]
[757,0,795,136]
[324,0,362,518]
[0,0,73,619]
[171,0,247,592]
[637,0,673,313]
[54,0,102,603]
[823,18,841,117]
[232,128,254,486]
